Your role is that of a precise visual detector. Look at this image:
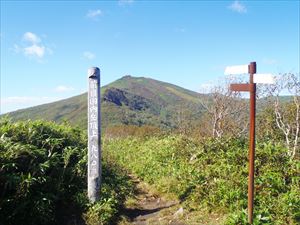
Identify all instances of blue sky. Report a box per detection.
[1,0,299,113]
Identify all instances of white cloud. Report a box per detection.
[1,96,53,104]
[1,96,60,114]
[87,9,102,19]
[83,51,96,60]
[23,32,41,44]
[54,85,75,93]
[24,44,45,58]
[118,0,134,6]
[228,1,247,14]
[13,32,52,62]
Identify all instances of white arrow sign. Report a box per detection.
[224,64,248,75]
[253,74,275,84]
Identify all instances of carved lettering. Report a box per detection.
[89,122,98,130]
[89,105,98,113]
[90,97,97,105]
[88,67,101,202]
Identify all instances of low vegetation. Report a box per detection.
[1,118,299,224]
[0,119,133,225]
[104,135,300,224]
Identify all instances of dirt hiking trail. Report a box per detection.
[118,175,186,225]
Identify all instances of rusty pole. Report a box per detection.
[248,62,256,224]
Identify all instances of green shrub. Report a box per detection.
[0,119,133,225]
[0,119,87,225]
[105,135,300,224]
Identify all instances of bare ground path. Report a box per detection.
[118,175,187,225]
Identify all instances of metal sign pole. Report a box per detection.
[229,62,256,224]
[87,67,101,203]
[227,61,274,224]
[248,62,256,224]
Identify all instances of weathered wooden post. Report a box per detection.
[87,67,101,202]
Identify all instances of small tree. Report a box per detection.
[199,77,248,139]
[265,73,300,158]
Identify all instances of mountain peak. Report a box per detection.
[5,76,204,129]
[120,75,148,80]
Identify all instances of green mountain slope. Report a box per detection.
[5,76,205,129]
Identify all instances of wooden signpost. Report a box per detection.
[225,62,274,224]
[87,67,101,203]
